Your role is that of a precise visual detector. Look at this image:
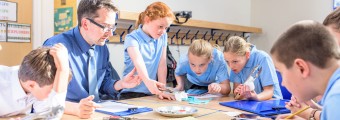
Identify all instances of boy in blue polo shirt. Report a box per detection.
[273,20,340,120]
[223,36,282,100]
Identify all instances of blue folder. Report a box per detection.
[96,107,153,116]
[219,99,291,117]
[95,101,153,116]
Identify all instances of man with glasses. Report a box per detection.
[43,0,145,118]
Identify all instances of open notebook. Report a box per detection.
[95,101,152,116]
[219,99,291,117]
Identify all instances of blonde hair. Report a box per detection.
[135,2,175,29]
[189,39,213,59]
[223,36,251,56]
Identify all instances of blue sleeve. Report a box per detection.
[124,34,139,50]
[43,38,56,47]
[162,33,168,47]
[99,61,120,99]
[258,57,277,87]
[216,56,229,83]
[175,55,188,76]
[322,94,340,119]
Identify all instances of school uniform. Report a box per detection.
[175,48,229,90]
[320,68,340,119]
[229,45,283,99]
[121,25,167,98]
[0,65,66,118]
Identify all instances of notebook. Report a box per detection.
[95,101,153,116]
[219,99,291,117]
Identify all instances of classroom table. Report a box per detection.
[61,95,271,120]
[0,95,273,120]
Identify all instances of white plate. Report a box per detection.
[155,106,198,118]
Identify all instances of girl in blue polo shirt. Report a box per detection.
[223,36,282,100]
[122,2,175,100]
[175,39,231,95]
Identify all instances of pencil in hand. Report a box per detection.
[284,106,311,119]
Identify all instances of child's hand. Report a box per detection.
[234,84,243,95]
[242,85,258,100]
[285,96,310,114]
[143,79,164,95]
[174,85,183,91]
[121,68,142,89]
[208,83,221,94]
[49,43,69,70]
[157,92,175,100]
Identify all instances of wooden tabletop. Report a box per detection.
[1,95,271,120]
[61,95,268,120]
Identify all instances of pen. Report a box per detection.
[284,106,310,119]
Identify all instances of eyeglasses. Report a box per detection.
[86,18,116,32]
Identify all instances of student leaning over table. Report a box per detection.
[283,7,340,120]
[273,20,340,120]
[223,36,283,101]
[121,2,176,100]
[0,43,71,119]
[174,39,231,95]
[43,0,151,118]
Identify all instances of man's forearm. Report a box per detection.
[64,101,78,116]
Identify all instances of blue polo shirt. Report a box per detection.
[175,48,229,86]
[229,45,282,99]
[122,25,167,94]
[43,26,119,102]
[320,68,340,120]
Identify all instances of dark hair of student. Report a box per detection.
[271,20,340,69]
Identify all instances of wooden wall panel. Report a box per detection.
[0,0,33,66]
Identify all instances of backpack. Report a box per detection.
[166,46,177,86]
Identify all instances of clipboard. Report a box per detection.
[219,99,291,117]
[95,101,153,116]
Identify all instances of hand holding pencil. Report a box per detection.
[275,106,310,120]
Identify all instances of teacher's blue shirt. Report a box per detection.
[43,26,119,102]
[229,45,282,99]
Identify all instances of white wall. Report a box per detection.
[250,0,333,52]
[113,0,251,25]
[33,0,335,77]
[110,0,251,76]
[33,0,54,49]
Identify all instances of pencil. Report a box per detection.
[284,106,311,119]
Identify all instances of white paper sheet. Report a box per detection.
[193,93,223,99]
[96,101,143,113]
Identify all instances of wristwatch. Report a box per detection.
[309,109,318,120]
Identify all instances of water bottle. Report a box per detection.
[235,65,262,99]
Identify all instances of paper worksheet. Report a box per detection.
[96,101,143,113]
[193,93,223,99]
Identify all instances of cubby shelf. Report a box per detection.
[108,11,262,45]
